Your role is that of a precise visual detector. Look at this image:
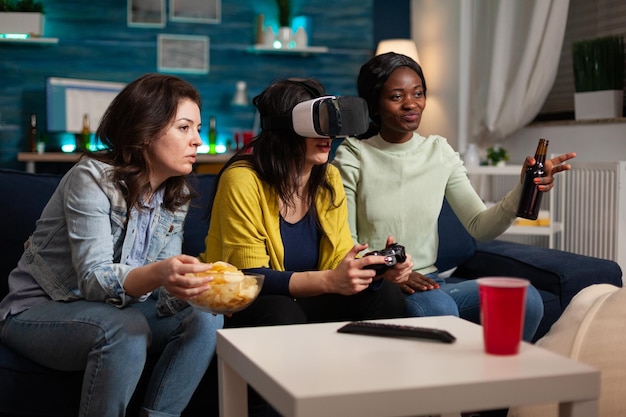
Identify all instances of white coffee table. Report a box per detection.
[217,316,599,417]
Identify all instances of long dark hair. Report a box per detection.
[93,73,202,211]
[357,52,427,139]
[207,78,337,220]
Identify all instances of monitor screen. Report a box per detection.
[46,77,126,133]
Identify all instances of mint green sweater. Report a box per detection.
[332,133,522,275]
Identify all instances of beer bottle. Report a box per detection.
[208,116,217,155]
[80,113,91,151]
[28,113,38,152]
[516,138,549,220]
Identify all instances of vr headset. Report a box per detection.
[261,96,369,139]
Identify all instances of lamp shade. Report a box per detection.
[375,39,420,64]
[232,81,249,106]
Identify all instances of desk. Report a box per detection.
[17,152,232,174]
[217,316,599,417]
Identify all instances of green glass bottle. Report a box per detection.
[208,116,217,155]
[79,113,91,152]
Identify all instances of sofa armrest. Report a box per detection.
[453,239,623,308]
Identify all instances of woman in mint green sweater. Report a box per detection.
[332,52,576,341]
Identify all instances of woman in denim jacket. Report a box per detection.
[0,74,223,417]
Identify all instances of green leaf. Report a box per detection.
[572,35,624,92]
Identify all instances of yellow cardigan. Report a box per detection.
[199,162,354,273]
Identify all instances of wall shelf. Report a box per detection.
[246,45,328,56]
[0,37,58,45]
[17,152,232,174]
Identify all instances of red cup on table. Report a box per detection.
[477,277,529,355]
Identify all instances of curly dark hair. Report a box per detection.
[92,73,201,212]
[357,52,427,139]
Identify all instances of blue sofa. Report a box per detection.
[0,167,622,417]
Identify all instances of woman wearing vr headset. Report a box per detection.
[332,52,576,342]
[200,78,412,416]
[201,78,411,328]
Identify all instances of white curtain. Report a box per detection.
[469,0,570,146]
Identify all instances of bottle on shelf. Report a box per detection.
[28,113,38,153]
[464,143,480,168]
[231,81,249,106]
[78,113,91,152]
[208,116,217,155]
[516,138,549,220]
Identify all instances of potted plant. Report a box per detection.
[0,0,45,38]
[276,0,291,28]
[572,34,625,120]
[275,0,292,48]
[486,145,509,167]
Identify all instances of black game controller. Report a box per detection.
[363,243,407,275]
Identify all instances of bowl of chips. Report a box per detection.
[187,262,264,314]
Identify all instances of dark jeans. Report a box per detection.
[227,279,405,328]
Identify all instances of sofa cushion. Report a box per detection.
[0,170,217,298]
[464,240,623,307]
[508,284,626,417]
[183,174,216,257]
[0,169,60,298]
[0,342,82,417]
[435,199,477,272]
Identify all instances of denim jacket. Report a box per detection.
[22,158,189,315]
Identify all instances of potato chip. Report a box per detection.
[187,262,263,314]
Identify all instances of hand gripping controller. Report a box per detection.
[363,243,407,275]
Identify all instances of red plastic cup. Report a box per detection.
[234,130,256,154]
[477,277,530,355]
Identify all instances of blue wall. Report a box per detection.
[0,0,409,170]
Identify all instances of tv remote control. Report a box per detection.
[337,321,456,343]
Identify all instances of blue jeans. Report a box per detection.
[404,273,543,342]
[0,297,223,417]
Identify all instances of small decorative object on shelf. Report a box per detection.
[276,26,292,49]
[572,34,625,120]
[294,26,307,48]
[231,81,249,106]
[262,26,275,46]
[0,0,44,12]
[275,0,292,49]
[276,0,291,28]
[27,113,37,152]
[77,113,91,152]
[255,14,265,45]
[208,116,217,155]
[463,143,480,168]
[249,1,325,54]
[486,145,509,167]
[0,0,45,38]
[36,134,46,154]
[26,113,46,153]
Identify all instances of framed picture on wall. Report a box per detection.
[157,34,209,74]
[169,0,221,23]
[128,0,165,28]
